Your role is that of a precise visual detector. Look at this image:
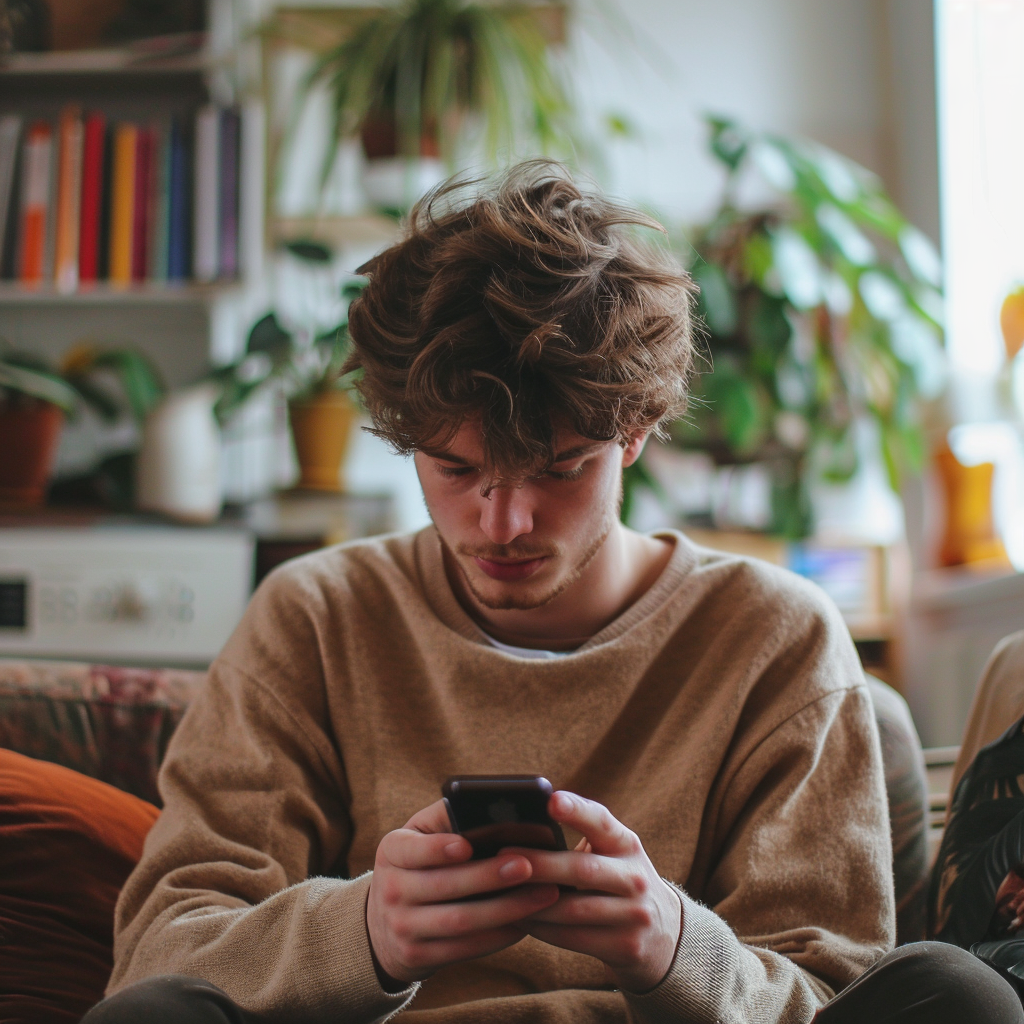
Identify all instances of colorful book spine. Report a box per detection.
[167,117,189,281]
[108,122,137,286]
[17,121,53,287]
[149,119,170,282]
[193,104,219,283]
[78,112,106,284]
[4,105,246,290]
[131,125,152,282]
[54,105,84,294]
[238,100,265,282]
[218,107,240,279]
[97,124,114,281]
[0,115,21,276]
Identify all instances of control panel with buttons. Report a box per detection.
[0,527,254,665]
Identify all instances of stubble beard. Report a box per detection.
[446,504,617,612]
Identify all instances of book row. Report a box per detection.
[0,103,246,291]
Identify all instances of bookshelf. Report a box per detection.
[0,281,240,305]
[0,19,266,378]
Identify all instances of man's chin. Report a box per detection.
[461,566,565,611]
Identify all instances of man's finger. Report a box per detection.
[400,852,535,903]
[508,847,633,896]
[407,883,560,938]
[379,826,472,871]
[405,798,458,835]
[548,792,639,856]
[519,893,649,927]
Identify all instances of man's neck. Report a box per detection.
[444,526,674,651]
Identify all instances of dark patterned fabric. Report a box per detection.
[929,715,1024,1001]
[0,660,206,805]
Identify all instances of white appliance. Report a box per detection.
[0,525,254,667]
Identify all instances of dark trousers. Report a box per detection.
[83,942,1023,1024]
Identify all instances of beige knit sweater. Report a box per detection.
[110,528,895,1023]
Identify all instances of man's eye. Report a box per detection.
[435,464,474,479]
[546,465,586,482]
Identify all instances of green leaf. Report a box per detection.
[341,278,369,302]
[88,350,165,423]
[283,239,333,263]
[0,362,78,413]
[604,112,637,138]
[710,371,767,454]
[247,313,293,363]
[706,114,748,172]
[67,376,121,422]
[769,463,814,539]
[692,262,738,336]
[748,291,792,359]
[817,427,859,483]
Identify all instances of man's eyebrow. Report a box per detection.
[420,448,471,464]
[420,443,603,465]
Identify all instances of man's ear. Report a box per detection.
[621,431,649,469]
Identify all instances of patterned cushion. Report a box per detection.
[0,660,206,805]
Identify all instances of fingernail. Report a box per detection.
[499,858,525,879]
[444,841,464,858]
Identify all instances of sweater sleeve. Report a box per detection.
[107,571,419,1023]
[624,684,894,1024]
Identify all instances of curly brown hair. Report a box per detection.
[345,161,697,480]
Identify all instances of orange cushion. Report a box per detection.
[0,748,159,1023]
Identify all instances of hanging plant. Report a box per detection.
[287,0,573,174]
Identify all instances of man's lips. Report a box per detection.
[471,555,549,581]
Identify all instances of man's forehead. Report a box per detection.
[418,423,607,465]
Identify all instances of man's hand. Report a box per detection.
[366,799,561,986]
[513,792,683,993]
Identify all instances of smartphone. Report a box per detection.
[442,775,567,860]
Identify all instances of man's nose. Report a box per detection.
[478,484,534,545]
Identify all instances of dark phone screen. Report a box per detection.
[443,775,567,860]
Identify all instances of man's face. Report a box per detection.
[414,422,644,612]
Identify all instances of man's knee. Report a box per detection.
[81,975,253,1024]
[885,941,1022,1021]
[820,941,1024,1024]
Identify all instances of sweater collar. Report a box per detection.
[413,526,698,653]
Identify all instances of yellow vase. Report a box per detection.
[935,442,1010,568]
[288,390,358,492]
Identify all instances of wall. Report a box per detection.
[570,0,937,241]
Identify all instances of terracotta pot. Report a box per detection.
[360,116,440,160]
[288,390,358,491]
[0,398,64,506]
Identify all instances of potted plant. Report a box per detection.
[0,349,78,506]
[662,116,946,538]
[295,0,572,209]
[0,343,163,507]
[235,264,367,492]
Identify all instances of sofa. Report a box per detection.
[0,659,932,1022]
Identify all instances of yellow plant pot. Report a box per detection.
[288,390,358,492]
[935,442,1010,568]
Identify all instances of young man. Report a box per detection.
[86,165,1020,1024]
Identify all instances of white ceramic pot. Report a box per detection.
[136,384,223,523]
[361,157,446,210]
